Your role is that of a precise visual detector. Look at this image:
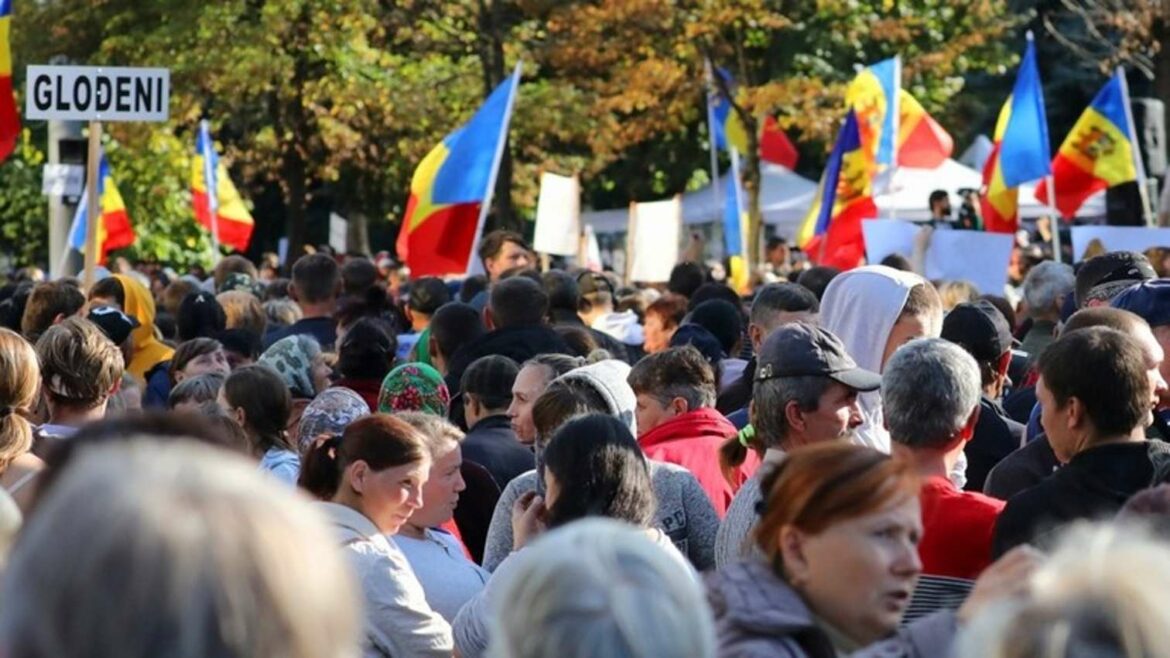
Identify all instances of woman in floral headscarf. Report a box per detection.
[378,363,450,417]
[295,387,371,452]
[258,335,333,437]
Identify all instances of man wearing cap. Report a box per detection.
[883,339,1005,619]
[714,322,881,567]
[1074,251,1157,308]
[541,270,631,363]
[576,271,643,350]
[459,355,532,490]
[87,305,140,368]
[941,301,1026,492]
[1112,279,1170,434]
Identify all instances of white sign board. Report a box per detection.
[26,66,170,122]
[861,219,919,264]
[328,212,348,254]
[924,230,1014,296]
[862,219,1014,295]
[41,163,84,197]
[1070,226,1170,263]
[627,197,681,282]
[533,172,581,256]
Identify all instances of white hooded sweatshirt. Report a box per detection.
[820,265,934,453]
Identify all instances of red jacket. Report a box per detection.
[638,407,757,517]
[918,475,1005,579]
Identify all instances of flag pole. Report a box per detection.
[83,120,102,291]
[729,146,746,266]
[1116,67,1155,226]
[200,120,223,264]
[1046,176,1062,263]
[703,59,724,255]
[464,61,523,274]
[887,56,901,224]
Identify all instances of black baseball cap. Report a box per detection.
[1074,251,1156,307]
[87,305,139,345]
[941,300,1013,363]
[409,277,451,315]
[755,322,881,391]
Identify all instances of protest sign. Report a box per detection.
[533,172,580,256]
[862,219,1014,294]
[626,196,681,282]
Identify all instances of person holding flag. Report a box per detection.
[67,149,134,265]
[397,64,522,277]
[1036,70,1146,221]
[797,110,877,270]
[981,35,1052,235]
[193,120,256,254]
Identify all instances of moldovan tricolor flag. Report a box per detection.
[847,57,953,171]
[981,38,1051,233]
[0,0,19,163]
[193,120,255,252]
[397,66,522,276]
[797,110,877,270]
[69,150,134,263]
[1036,72,1137,217]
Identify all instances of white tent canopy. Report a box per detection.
[581,163,818,238]
[582,157,1105,238]
[874,158,1105,222]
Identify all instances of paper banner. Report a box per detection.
[627,196,681,282]
[533,172,581,256]
[1070,226,1170,263]
[862,219,1014,294]
[329,212,348,254]
[924,229,1014,295]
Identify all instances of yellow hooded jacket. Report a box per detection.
[113,274,174,383]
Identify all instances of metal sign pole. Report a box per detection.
[83,119,102,290]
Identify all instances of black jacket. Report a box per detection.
[983,436,1059,502]
[964,397,1026,493]
[460,415,534,490]
[992,440,1170,558]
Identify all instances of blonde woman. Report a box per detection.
[0,328,44,511]
[0,440,360,658]
[956,522,1170,658]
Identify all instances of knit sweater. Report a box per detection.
[481,461,719,572]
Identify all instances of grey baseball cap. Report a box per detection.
[755,322,881,391]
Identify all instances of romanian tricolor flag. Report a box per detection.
[69,150,134,263]
[981,39,1051,233]
[1036,72,1137,217]
[797,110,877,270]
[847,57,953,171]
[0,0,19,163]
[193,120,255,252]
[397,66,522,276]
[710,67,799,169]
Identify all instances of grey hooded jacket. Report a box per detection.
[706,559,957,658]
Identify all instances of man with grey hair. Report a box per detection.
[714,322,879,567]
[884,338,1005,619]
[1019,261,1074,363]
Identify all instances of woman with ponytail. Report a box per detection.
[0,329,43,512]
[219,365,299,485]
[299,414,454,657]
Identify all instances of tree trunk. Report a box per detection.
[283,4,313,261]
[479,0,516,232]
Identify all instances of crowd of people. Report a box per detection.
[0,227,1169,657]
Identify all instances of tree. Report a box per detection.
[0,130,48,268]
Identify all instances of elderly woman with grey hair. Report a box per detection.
[882,338,1007,620]
[1019,261,1075,361]
[486,518,714,658]
[0,440,360,658]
